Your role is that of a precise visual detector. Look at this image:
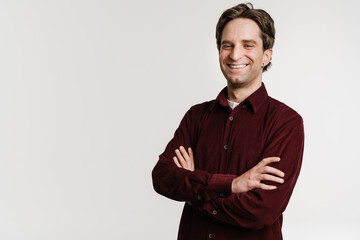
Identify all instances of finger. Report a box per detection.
[258,183,277,190]
[173,157,182,168]
[188,147,195,169]
[179,146,191,169]
[179,146,190,161]
[260,174,284,184]
[263,166,285,177]
[257,157,281,167]
[175,149,186,166]
[188,147,194,160]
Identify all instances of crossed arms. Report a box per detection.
[173,146,285,193]
[152,106,304,229]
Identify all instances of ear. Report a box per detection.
[262,49,273,67]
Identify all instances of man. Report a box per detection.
[152,3,304,240]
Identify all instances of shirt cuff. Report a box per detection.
[202,174,236,202]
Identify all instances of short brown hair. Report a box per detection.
[216,3,275,71]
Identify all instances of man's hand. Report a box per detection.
[173,146,194,172]
[231,157,284,193]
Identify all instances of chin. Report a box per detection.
[227,77,247,85]
[228,77,258,89]
[229,82,247,89]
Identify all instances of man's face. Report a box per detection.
[219,18,272,89]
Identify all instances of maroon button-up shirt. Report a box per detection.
[152,83,304,240]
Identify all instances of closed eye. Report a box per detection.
[222,45,232,49]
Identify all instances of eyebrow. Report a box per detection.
[221,40,233,45]
[242,39,257,45]
[221,39,258,45]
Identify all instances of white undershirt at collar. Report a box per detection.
[226,99,240,110]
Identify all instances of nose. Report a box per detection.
[229,45,243,61]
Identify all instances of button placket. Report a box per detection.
[220,109,237,172]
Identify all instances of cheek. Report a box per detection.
[219,51,229,61]
[249,53,263,65]
[219,57,227,67]
[219,53,224,62]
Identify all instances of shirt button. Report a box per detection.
[224,145,228,150]
[197,195,202,200]
[212,210,217,215]
[242,104,247,109]
[229,116,233,121]
[219,193,224,197]
[209,233,213,238]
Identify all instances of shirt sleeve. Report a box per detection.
[198,108,305,229]
[152,106,237,206]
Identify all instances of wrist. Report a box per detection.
[231,178,238,193]
[231,176,247,193]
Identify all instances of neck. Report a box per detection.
[227,81,262,103]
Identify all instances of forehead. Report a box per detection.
[221,18,262,42]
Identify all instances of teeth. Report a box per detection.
[229,64,247,69]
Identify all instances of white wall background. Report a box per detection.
[0,0,359,239]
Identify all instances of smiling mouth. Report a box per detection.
[228,64,248,69]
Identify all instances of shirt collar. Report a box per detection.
[211,83,269,113]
